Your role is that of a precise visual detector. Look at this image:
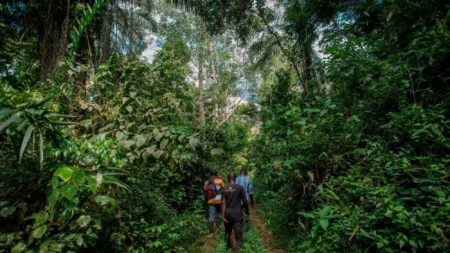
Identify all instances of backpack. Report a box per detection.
[206,179,219,199]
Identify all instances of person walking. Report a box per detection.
[236,168,253,207]
[222,173,249,252]
[203,171,224,233]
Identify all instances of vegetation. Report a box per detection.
[1,0,449,252]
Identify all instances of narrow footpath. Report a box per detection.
[248,206,284,253]
[192,205,284,253]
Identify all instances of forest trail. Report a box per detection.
[194,205,284,253]
[248,206,284,253]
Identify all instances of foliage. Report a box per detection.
[252,0,450,252]
[2,0,449,252]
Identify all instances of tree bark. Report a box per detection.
[207,37,216,85]
[207,36,220,123]
[40,0,71,79]
[198,27,206,128]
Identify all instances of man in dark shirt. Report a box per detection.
[222,172,249,252]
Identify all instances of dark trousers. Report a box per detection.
[249,194,254,206]
[225,220,244,252]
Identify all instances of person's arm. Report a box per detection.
[222,195,228,223]
[248,178,253,195]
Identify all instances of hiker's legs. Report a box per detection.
[244,204,249,216]
[204,194,209,218]
[249,194,254,206]
[234,221,244,250]
[208,205,215,233]
[214,205,222,229]
[224,221,233,249]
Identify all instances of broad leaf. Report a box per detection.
[54,166,74,182]
[319,218,329,231]
[11,242,26,253]
[319,205,332,218]
[31,225,48,239]
[77,215,91,228]
[60,184,77,202]
[160,138,169,150]
[115,131,124,141]
[136,135,146,147]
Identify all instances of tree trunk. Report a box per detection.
[207,37,216,85]
[198,29,205,128]
[207,36,220,123]
[40,0,71,79]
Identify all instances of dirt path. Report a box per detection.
[248,205,284,253]
[193,205,285,253]
[199,234,218,253]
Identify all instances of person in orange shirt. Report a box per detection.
[204,171,225,233]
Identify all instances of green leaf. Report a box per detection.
[359,228,373,239]
[210,148,223,156]
[0,113,19,131]
[39,132,44,166]
[153,129,163,141]
[54,166,74,182]
[409,240,418,248]
[136,135,146,147]
[188,137,199,149]
[48,191,60,212]
[399,239,406,248]
[325,189,341,202]
[319,218,329,231]
[87,176,98,192]
[31,225,48,239]
[319,205,332,218]
[0,206,16,217]
[95,195,116,207]
[154,150,164,159]
[0,108,16,120]
[19,125,34,163]
[160,138,169,150]
[75,234,84,246]
[115,131,124,141]
[386,11,394,22]
[60,184,77,202]
[38,239,61,253]
[298,211,315,219]
[32,212,49,228]
[46,113,78,118]
[73,170,86,186]
[11,241,27,253]
[77,215,91,228]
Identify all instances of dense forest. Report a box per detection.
[1,0,449,252]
